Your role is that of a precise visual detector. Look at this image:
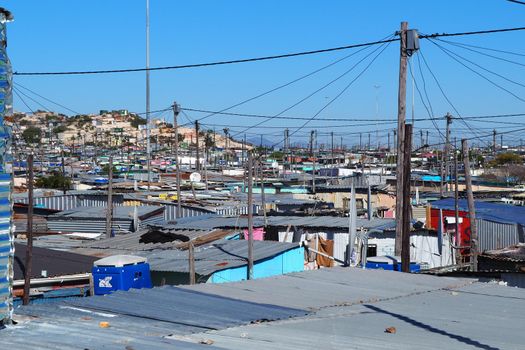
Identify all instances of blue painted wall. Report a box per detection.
[210,246,304,284]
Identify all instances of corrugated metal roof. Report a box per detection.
[177,268,525,350]
[49,205,164,221]
[81,228,216,252]
[13,243,96,280]
[182,267,470,310]
[143,240,300,276]
[431,198,525,226]
[66,286,305,329]
[171,215,395,231]
[2,286,305,349]
[191,282,525,350]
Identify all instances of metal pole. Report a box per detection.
[105,156,113,238]
[22,154,34,306]
[173,103,182,218]
[247,152,254,280]
[145,0,151,191]
[395,21,408,256]
[462,139,478,272]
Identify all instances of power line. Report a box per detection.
[13,88,36,114]
[418,48,491,146]
[230,38,393,138]
[183,107,525,123]
[13,86,52,112]
[191,33,396,126]
[272,38,393,148]
[200,120,398,129]
[433,38,525,57]
[428,38,525,104]
[408,55,445,141]
[13,37,398,76]
[14,82,82,115]
[419,26,525,39]
[430,39,525,89]
[434,38,525,67]
[12,26,525,76]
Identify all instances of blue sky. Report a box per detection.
[3,0,525,146]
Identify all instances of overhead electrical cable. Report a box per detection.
[12,26,525,76]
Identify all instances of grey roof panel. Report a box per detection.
[171,215,395,231]
[189,282,525,350]
[65,286,306,329]
[143,240,300,276]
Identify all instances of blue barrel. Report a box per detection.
[92,255,152,295]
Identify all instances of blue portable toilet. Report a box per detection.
[92,255,152,295]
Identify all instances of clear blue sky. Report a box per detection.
[3,0,525,146]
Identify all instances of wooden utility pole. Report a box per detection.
[420,129,424,149]
[309,130,314,156]
[188,240,196,285]
[462,139,478,271]
[331,131,334,167]
[105,156,113,239]
[387,132,391,151]
[260,159,267,227]
[454,138,460,263]
[247,152,254,280]
[61,149,67,195]
[242,133,246,167]
[440,150,445,198]
[173,103,182,218]
[493,129,497,155]
[444,113,452,193]
[395,21,408,256]
[23,154,34,306]
[312,130,317,193]
[401,124,412,273]
[195,120,200,171]
[203,149,209,191]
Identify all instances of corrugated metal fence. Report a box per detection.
[15,194,214,221]
[477,219,521,251]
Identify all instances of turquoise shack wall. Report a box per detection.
[210,246,304,284]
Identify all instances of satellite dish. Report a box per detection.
[189,172,202,183]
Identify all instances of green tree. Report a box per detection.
[22,126,42,144]
[490,152,523,167]
[130,115,147,128]
[53,125,68,134]
[101,164,118,175]
[35,172,71,189]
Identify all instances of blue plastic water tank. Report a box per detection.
[92,255,152,295]
[365,256,421,272]
[365,256,396,270]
